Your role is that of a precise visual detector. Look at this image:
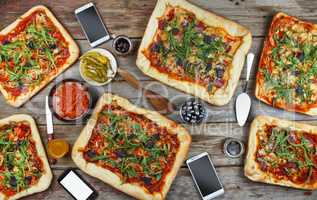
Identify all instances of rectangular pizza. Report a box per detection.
[72,93,191,200]
[0,5,79,107]
[245,115,317,190]
[0,114,52,200]
[255,12,317,115]
[136,0,252,106]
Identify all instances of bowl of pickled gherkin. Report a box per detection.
[79,48,117,86]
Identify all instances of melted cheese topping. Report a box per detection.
[257,14,317,112]
[82,104,180,194]
[0,121,44,197]
[256,124,317,185]
[0,10,69,98]
[143,6,242,94]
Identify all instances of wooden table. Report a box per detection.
[1,0,317,199]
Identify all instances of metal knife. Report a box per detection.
[45,96,56,164]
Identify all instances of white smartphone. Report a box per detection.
[58,169,98,200]
[75,3,111,47]
[186,152,224,200]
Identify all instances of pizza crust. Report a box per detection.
[245,115,317,190]
[0,5,80,107]
[136,0,252,106]
[72,93,191,200]
[255,12,317,116]
[0,114,52,200]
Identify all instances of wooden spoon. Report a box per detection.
[117,68,175,114]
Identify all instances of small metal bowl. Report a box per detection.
[179,98,207,125]
[48,79,93,122]
[223,138,245,158]
[112,35,133,56]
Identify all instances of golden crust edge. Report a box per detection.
[72,93,191,200]
[136,0,252,106]
[244,115,317,190]
[0,114,53,200]
[0,5,80,108]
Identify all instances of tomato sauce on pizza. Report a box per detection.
[255,124,317,185]
[81,103,180,193]
[256,13,317,113]
[0,121,44,197]
[0,9,70,99]
[142,6,243,94]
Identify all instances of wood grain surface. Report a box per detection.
[0,0,317,199]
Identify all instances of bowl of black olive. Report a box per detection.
[179,98,207,124]
[112,35,133,56]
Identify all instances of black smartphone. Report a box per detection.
[58,168,98,200]
[75,3,111,47]
[186,152,224,200]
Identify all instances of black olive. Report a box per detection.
[2,39,10,45]
[203,35,215,44]
[145,139,155,149]
[25,176,32,185]
[171,28,179,35]
[127,134,136,140]
[9,176,17,187]
[151,42,162,53]
[297,52,304,62]
[86,150,96,158]
[141,176,152,186]
[295,86,304,95]
[49,43,57,49]
[16,140,22,149]
[291,70,300,76]
[27,41,35,49]
[6,159,14,171]
[115,150,127,158]
[176,58,183,66]
[216,67,225,79]
[151,134,160,141]
[113,133,120,140]
[206,63,212,72]
[180,99,206,124]
[115,38,130,53]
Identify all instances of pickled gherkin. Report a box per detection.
[80,51,112,83]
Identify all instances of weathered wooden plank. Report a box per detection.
[23,167,317,200]
[0,77,315,125]
[0,0,316,38]
[41,120,317,169]
[38,123,246,168]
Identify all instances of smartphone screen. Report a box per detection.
[75,5,109,44]
[58,169,97,200]
[187,155,223,197]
